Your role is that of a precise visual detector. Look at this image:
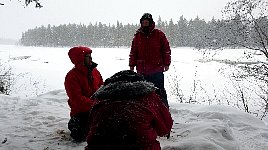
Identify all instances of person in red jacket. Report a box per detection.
[85,70,173,150]
[64,46,103,142]
[129,13,171,108]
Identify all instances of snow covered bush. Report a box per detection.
[0,62,14,95]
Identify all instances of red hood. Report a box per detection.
[68,46,92,66]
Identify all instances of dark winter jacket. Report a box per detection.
[85,70,173,150]
[65,46,103,117]
[129,22,171,75]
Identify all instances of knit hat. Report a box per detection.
[140,13,153,26]
[68,46,92,65]
[104,70,145,86]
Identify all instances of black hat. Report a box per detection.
[104,70,145,85]
[140,13,153,25]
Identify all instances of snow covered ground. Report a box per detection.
[0,45,268,149]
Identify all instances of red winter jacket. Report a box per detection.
[129,23,171,75]
[65,46,103,117]
[85,80,173,150]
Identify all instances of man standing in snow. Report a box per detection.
[129,13,171,108]
[64,46,103,142]
[85,70,173,150]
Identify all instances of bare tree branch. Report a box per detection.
[0,0,42,8]
[25,0,42,8]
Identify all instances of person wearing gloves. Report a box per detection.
[64,46,103,142]
[85,70,173,150]
[129,13,171,108]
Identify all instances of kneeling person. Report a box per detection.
[64,46,103,142]
[85,70,173,150]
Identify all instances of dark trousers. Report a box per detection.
[68,111,89,142]
[143,72,169,108]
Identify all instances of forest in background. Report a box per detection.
[19,15,268,49]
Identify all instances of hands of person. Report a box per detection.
[164,66,169,72]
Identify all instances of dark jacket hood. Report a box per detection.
[92,81,156,100]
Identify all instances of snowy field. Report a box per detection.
[0,45,268,149]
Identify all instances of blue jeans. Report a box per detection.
[142,72,169,108]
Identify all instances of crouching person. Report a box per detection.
[64,46,103,142]
[85,70,173,150]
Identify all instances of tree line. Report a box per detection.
[19,15,268,49]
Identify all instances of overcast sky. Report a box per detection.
[0,0,231,40]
